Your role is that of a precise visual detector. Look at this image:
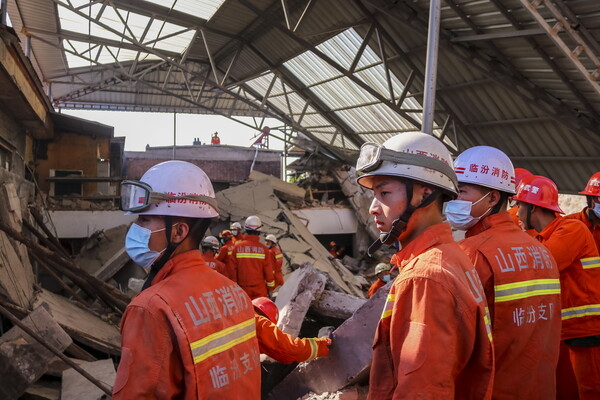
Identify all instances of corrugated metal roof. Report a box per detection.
[6,0,600,192]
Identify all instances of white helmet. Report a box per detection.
[356,131,458,197]
[244,215,262,231]
[230,222,242,231]
[201,236,220,250]
[454,146,516,194]
[265,234,277,243]
[374,263,391,275]
[121,160,219,218]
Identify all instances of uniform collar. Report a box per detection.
[152,250,207,286]
[536,216,563,242]
[242,234,260,243]
[465,211,513,238]
[395,223,454,270]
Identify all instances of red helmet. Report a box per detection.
[252,297,279,323]
[514,168,533,187]
[513,175,563,213]
[579,172,600,197]
[220,230,233,240]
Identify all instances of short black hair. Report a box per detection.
[174,217,212,246]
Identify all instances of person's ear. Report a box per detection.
[488,190,501,207]
[171,221,190,244]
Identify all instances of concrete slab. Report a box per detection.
[61,359,115,400]
[269,283,391,400]
[275,264,327,337]
[33,290,121,355]
[312,290,367,320]
[249,170,306,205]
[279,237,312,254]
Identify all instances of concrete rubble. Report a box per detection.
[216,178,367,297]
[61,359,116,400]
[0,306,72,399]
[275,264,328,337]
[269,282,392,400]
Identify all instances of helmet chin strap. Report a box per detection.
[367,182,442,256]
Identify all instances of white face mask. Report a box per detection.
[445,191,492,231]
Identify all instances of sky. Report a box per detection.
[62,110,286,152]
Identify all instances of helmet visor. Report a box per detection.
[356,143,383,174]
[121,180,152,212]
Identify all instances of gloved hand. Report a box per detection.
[316,337,332,357]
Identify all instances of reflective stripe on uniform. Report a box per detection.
[494,279,560,303]
[306,338,318,361]
[581,257,600,269]
[484,306,493,342]
[275,254,283,259]
[562,304,600,320]
[190,318,256,364]
[266,280,275,288]
[236,253,266,259]
[381,293,395,319]
[227,251,232,256]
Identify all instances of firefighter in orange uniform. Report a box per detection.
[367,263,392,298]
[217,229,236,281]
[265,234,284,288]
[507,167,533,228]
[252,297,331,363]
[232,216,275,299]
[565,172,600,253]
[200,236,228,277]
[450,146,561,399]
[356,131,493,399]
[230,221,244,243]
[514,174,600,400]
[114,160,259,399]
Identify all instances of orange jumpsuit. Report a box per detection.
[367,279,386,298]
[113,250,260,399]
[216,239,236,281]
[268,245,284,287]
[255,314,330,363]
[565,208,600,253]
[368,223,494,400]
[232,235,275,299]
[459,212,561,399]
[202,251,228,277]
[537,217,600,399]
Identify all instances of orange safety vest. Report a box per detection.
[255,314,328,363]
[368,223,494,400]
[565,208,600,254]
[113,250,260,399]
[536,217,600,340]
[460,212,561,399]
[232,235,275,299]
[269,245,284,287]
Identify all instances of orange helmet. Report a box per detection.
[514,168,533,187]
[579,172,600,197]
[513,175,563,213]
[252,297,279,323]
[220,230,233,240]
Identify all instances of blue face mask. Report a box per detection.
[593,202,600,218]
[381,275,391,283]
[125,223,167,271]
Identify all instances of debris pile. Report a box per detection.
[0,177,124,399]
